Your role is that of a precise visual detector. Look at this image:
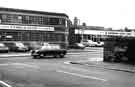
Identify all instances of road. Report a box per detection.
[0,47,134,87]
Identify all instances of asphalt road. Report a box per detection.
[0,47,134,87]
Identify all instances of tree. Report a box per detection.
[82,22,86,26]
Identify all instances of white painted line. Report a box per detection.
[0,63,10,66]
[64,61,71,64]
[57,70,107,82]
[11,63,40,69]
[0,80,12,87]
[0,63,39,69]
[67,53,81,55]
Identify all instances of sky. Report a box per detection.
[0,0,135,29]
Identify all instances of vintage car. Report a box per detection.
[31,43,67,59]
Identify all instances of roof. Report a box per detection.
[0,7,69,18]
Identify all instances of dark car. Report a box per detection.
[4,42,28,52]
[0,43,9,53]
[68,43,85,49]
[31,43,67,59]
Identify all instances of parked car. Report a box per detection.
[96,41,104,47]
[81,40,90,47]
[31,43,67,59]
[4,42,28,52]
[82,40,104,47]
[68,43,85,49]
[0,43,9,53]
[23,42,42,51]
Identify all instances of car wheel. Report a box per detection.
[54,55,58,58]
[108,56,116,62]
[59,54,65,58]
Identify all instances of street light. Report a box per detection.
[81,22,86,43]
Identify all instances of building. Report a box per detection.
[69,25,135,45]
[0,7,69,48]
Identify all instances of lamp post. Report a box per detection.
[81,22,86,43]
[81,27,84,43]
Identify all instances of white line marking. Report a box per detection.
[0,80,12,87]
[57,70,107,82]
[64,61,71,64]
[0,63,10,66]
[67,53,81,55]
[11,63,40,69]
[0,63,39,69]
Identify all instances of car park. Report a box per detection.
[31,43,67,59]
[0,43,9,53]
[4,42,28,52]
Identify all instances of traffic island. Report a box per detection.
[69,61,135,73]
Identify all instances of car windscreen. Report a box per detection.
[15,43,25,47]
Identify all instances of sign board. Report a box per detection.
[0,24,54,31]
[75,29,135,37]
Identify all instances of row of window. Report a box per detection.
[0,14,66,25]
[0,31,65,42]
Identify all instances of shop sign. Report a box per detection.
[0,24,54,31]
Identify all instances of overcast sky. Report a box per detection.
[0,0,135,29]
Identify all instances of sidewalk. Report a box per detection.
[69,60,135,73]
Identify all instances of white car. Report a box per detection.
[96,42,104,47]
[82,40,104,47]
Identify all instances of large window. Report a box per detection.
[0,14,66,26]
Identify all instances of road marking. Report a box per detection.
[11,63,40,69]
[64,61,71,64]
[57,70,107,82]
[0,63,40,69]
[0,80,12,87]
[67,53,81,55]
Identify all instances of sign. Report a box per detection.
[0,25,54,31]
[75,29,135,37]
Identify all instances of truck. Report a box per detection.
[31,43,67,59]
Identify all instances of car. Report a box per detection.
[4,42,28,52]
[31,43,67,59]
[0,43,9,53]
[81,40,90,47]
[96,41,104,47]
[82,40,104,47]
[68,43,85,49]
[23,42,42,51]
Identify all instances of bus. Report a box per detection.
[0,7,69,49]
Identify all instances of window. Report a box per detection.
[48,18,59,25]
[0,14,66,26]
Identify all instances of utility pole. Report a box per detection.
[81,22,86,43]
